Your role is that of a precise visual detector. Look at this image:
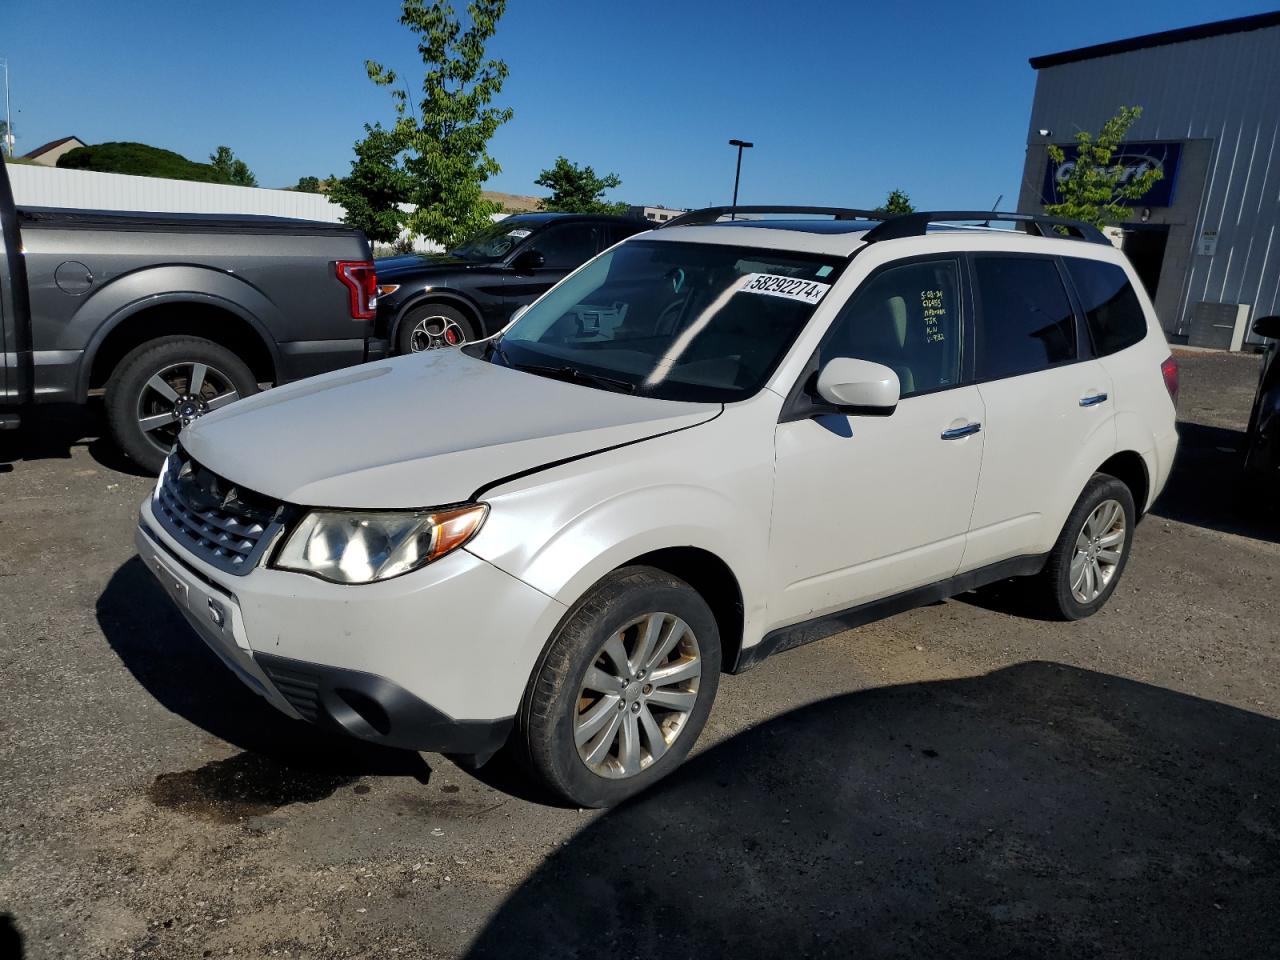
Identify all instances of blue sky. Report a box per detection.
[3,1,1274,210]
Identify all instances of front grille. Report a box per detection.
[152,449,290,576]
[260,660,322,722]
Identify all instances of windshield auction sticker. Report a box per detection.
[739,273,830,304]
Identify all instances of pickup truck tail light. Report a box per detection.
[335,260,378,320]
[1160,355,1179,406]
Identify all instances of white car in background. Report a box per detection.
[135,205,1179,807]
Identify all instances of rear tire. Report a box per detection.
[1024,473,1136,620]
[104,336,258,474]
[517,566,721,808]
[396,304,475,354]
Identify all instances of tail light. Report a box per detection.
[335,260,378,320]
[1160,355,1179,406]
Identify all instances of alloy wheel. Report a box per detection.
[1070,498,1126,603]
[574,612,701,779]
[135,361,240,458]
[408,314,468,352]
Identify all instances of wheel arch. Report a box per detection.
[82,294,279,396]
[619,547,745,675]
[1097,449,1151,517]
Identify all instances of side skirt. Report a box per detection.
[730,554,1047,674]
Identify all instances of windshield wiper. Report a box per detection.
[506,359,638,395]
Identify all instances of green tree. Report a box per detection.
[58,141,229,183]
[355,0,513,249]
[875,189,914,215]
[293,175,324,193]
[209,145,257,187]
[1045,106,1160,229]
[328,124,412,244]
[535,156,626,214]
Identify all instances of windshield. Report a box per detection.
[450,219,538,261]
[494,240,845,402]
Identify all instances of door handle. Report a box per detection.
[941,422,982,440]
[1079,392,1109,407]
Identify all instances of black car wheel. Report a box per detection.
[397,304,476,354]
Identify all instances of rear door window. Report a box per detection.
[972,256,1077,380]
[1063,257,1149,356]
[533,222,604,268]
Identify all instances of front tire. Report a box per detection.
[104,336,258,474]
[1026,473,1136,620]
[396,304,475,354]
[517,567,721,808]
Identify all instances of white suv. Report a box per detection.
[135,206,1179,807]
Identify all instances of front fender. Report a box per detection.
[468,480,771,641]
[74,265,282,397]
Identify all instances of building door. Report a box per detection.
[1121,226,1169,298]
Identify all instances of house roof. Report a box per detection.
[21,135,85,160]
[1029,10,1280,69]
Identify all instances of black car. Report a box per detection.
[374,212,651,354]
[1244,314,1280,492]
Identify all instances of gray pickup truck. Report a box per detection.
[0,157,385,472]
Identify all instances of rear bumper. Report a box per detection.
[275,338,369,382]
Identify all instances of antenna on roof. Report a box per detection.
[983,195,1003,228]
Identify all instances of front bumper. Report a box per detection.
[135,498,566,754]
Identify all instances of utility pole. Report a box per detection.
[728,139,753,220]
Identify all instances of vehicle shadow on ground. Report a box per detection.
[0,914,24,960]
[0,401,151,477]
[1150,420,1278,543]
[467,661,1280,960]
[96,558,430,787]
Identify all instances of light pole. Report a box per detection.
[1,59,11,157]
[728,139,753,219]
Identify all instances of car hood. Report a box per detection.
[180,349,719,508]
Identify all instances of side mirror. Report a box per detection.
[1252,315,1280,340]
[815,358,900,413]
[510,248,545,273]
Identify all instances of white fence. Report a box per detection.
[4,165,509,254]
[7,163,347,221]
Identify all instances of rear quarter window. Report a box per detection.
[1063,258,1149,356]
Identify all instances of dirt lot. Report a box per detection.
[1,351,1277,959]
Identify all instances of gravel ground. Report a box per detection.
[1,350,1277,959]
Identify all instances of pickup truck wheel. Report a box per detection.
[517,566,721,808]
[105,336,258,473]
[397,304,475,354]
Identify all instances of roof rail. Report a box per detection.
[861,211,1108,245]
[660,205,883,228]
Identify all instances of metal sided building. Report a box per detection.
[1019,11,1280,349]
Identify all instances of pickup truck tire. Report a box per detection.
[397,304,475,354]
[517,566,721,808]
[105,336,259,474]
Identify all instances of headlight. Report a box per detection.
[273,504,488,584]
[377,283,401,297]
